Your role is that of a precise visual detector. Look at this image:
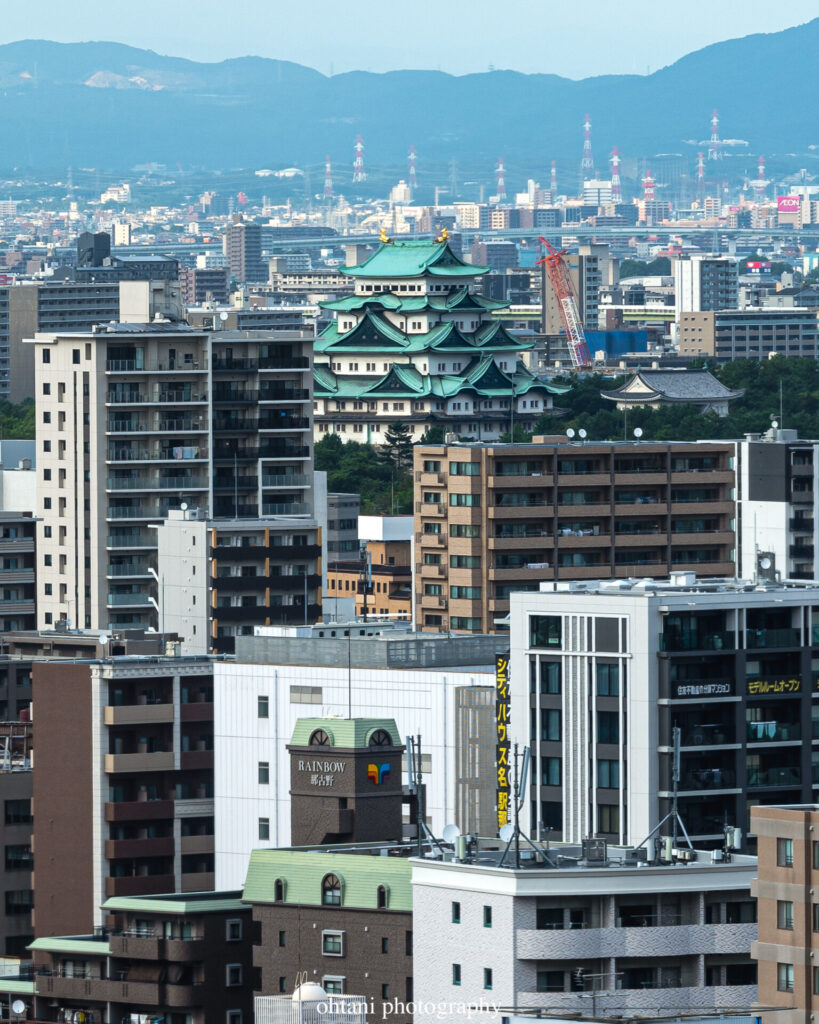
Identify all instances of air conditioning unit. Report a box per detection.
[582,838,608,863]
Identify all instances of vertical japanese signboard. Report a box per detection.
[495,651,510,831]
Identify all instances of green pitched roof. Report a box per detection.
[342,240,488,279]
[290,717,401,749]
[320,287,508,314]
[102,891,245,915]
[29,936,110,956]
[243,849,412,911]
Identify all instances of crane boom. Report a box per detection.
[536,237,592,369]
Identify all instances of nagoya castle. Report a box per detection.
[313,232,565,442]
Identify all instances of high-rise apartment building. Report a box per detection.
[751,804,819,1024]
[179,265,230,306]
[32,653,217,937]
[674,254,739,318]
[413,440,736,633]
[33,321,316,631]
[223,220,266,283]
[508,576,819,849]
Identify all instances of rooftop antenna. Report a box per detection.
[406,734,444,858]
[632,726,693,855]
[610,147,622,204]
[323,154,334,200]
[499,743,555,868]
[408,145,418,195]
[495,157,507,202]
[580,113,594,190]
[352,134,366,183]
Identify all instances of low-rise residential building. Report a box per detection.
[413,842,758,1024]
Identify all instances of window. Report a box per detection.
[484,968,493,990]
[452,901,461,923]
[42,411,51,424]
[377,885,388,908]
[598,759,620,789]
[72,349,80,365]
[423,460,441,472]
[537,970,564,992]
[450,555,481,569]
[777,963,794,992]
[596,663,620,696]
[450,462,481,476]
[279,978,287,993]
[42,350,50,363]
[813,841,819,869]
[226,919,242,941]
[451,586,482,600]
[4,800,30,825]
[257,695,269,718]
[597,711,620,744]
[258,818,270,841]
[541,709,561,742]
[450,493,480,507]
[226,964,243,987]
[451,524,480,538]
[381,984,389,1000]
[323,977,344,995]
[483,906,492,928]
[279,930,286,947]
[258,762,270,784]
[598,805,620,834]
[322,874,342,906]
[227,1013,242,1024]
[405,930,413,955]
[274,879,285,902]
[452,964,462,986]
[542,757,561,787]
[4,845,31,870]
[778,837,794,867]
[322,930,344,956]
[814,966,819,996]
[381,937,389,954]
[530,616,561,648]
[778,901,794,930]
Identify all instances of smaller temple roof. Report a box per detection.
[601,369,744,405]
[341,239,489,278]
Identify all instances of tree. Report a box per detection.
[381,421,414,471]
[419,424,445,444]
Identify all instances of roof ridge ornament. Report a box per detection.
[435,227,449,243]
[379,227,392,244]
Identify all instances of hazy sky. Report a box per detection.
[1,0,813,78]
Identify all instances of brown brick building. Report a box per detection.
[751,804,819,1024]
[414,439,736,632]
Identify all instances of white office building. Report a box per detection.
[213,631,504,888]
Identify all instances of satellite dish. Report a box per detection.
[760,556,772,570]
[99,634,109,645]
[771,419,779,429]
[566,428,576,439]
[12,1001,25,1015]
[219,311,229,322]
[633,427,643,438]
[442,823,461,845]
[499,824,515,843]
[578,428,587,440]
[180,502,188,511]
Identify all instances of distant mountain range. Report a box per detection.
[0,21,816,176]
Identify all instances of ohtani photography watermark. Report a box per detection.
[315,997,499,1019]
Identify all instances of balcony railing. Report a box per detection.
[107,593,153,606]
[747,765,801,787]
[747,721,801,743]
[262,502,311,515]
[262,474,311,488]
[746,627,801,649]
[659,631,733,652]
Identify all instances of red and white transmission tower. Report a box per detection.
[642,170,655,201]
[352,134,366,183]
[408,145,417,193]
[696,152,706,200]
[495,156,507,201]
[323,154,334,200]
[536,236,592,369]
[550,160,558,196]
[707,108,721,161]
[581,114,594,178]
[610,147,622,204]
[753,155,766,199]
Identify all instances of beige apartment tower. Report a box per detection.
[414,439,736,632]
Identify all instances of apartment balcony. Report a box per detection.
[747,721,801,743]
[109,932,205,962]
[180,701,213,722]
[212,389,259,404]
[181,872,215,892]
[417,532,448,546]
[611,471,668,485]
[558,531,612,547]
[180,749,213,771]
[670,531,733,546]
[105,875,176,898]
[420,594,447,610]
[612,532,664,548]
[516,985,757,1014]
[258,354,310,371]
[790,543,815,559]
[417,501,446,515]
[747,765,801,787]
[107,392,208,405]
[417,563,446,578]
[107,446,207,463]
[515,921,757,960]
[261,502,311,516]
[211,356,258,371]
[490,502,552,518]
[105,799,174,822]
[259,416,310,431]
[555,471,612,486]
[106,564,153,579]
[659,631,734,652]
[104,703,174,726]
[416,471,445,486]
[261,474,311,488]
[670,500,734,516]
[106,593,153,608]
[489,566,553,581]
[790,517,814,532]
[488,532,552,549]
[107,535,157,549]
[179,834,214,856]
[104,836,174,860]
[0,569,35,584]
[213,574,268,592]
[259,387,310,402]
[106,359,206,373]
[0,538,34,555]
[107,476,208,491]
[556,502,610,517]
[672,470,734,486]
[104,751,175,773]
[745,627,801,649]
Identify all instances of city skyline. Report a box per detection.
[0,1,811,79]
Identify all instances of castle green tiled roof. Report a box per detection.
[341,239,488,278]
[290,717,401,748]
[315,313,532,356]
[243,848,412,910]
[320,287,507,314]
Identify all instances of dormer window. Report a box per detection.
[310,729,331,746]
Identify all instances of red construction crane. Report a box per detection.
[536,237,592,369]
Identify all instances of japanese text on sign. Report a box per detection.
[495,652,511,831]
